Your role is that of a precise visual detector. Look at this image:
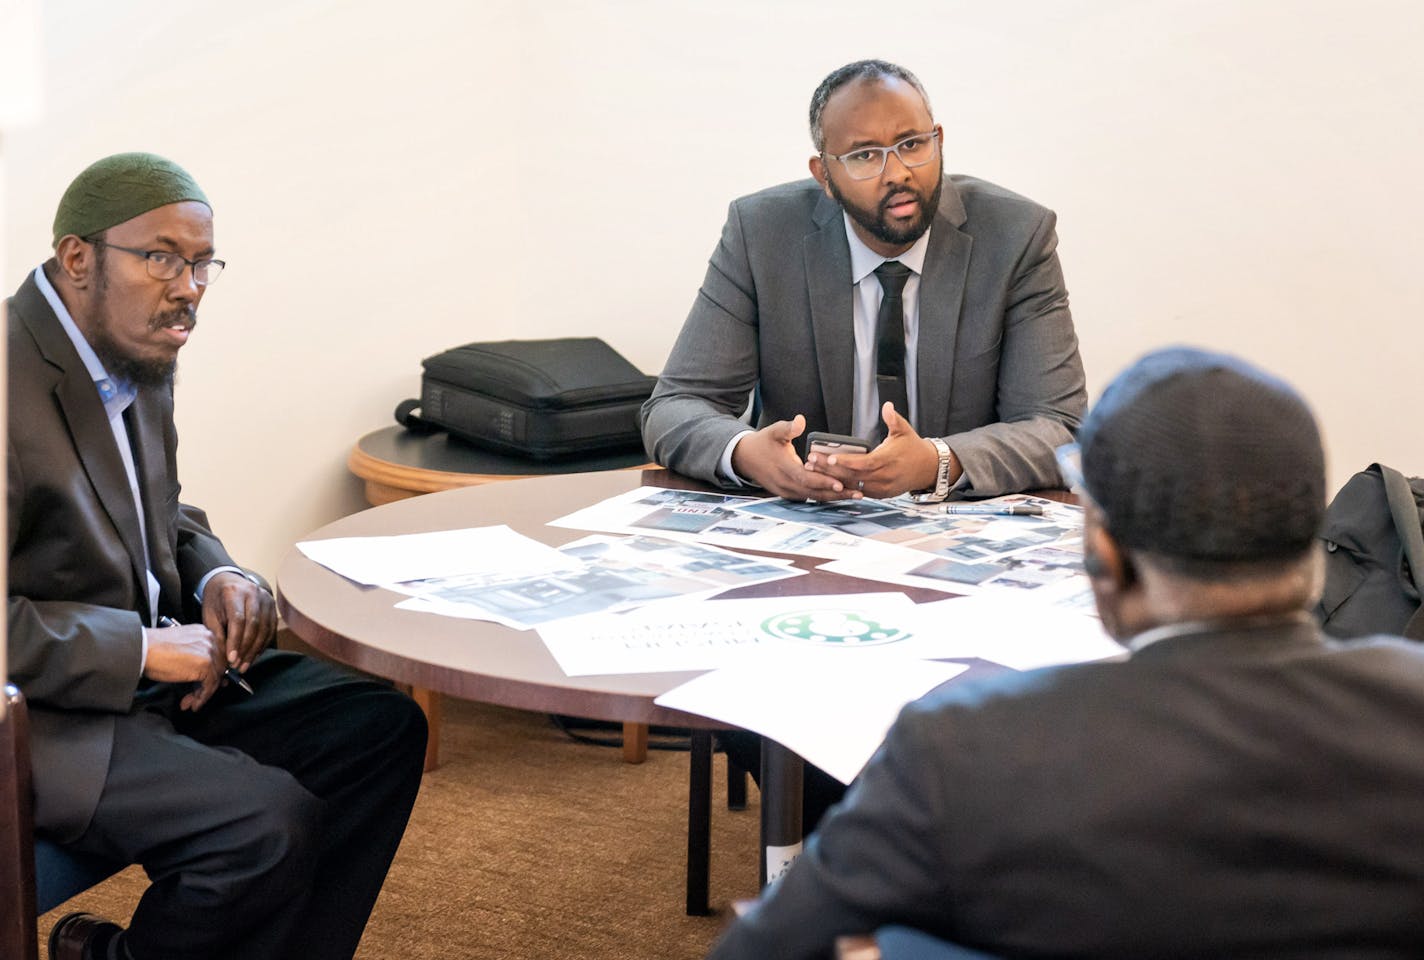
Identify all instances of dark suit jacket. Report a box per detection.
[640,175,1087,495]
[7,271,235,841]
[710,621,1424,959]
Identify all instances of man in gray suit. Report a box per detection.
[7,153,426,960]
[709,348,1424,960]
[642,59,1086,503]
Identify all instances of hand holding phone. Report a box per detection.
[806,431,871,462]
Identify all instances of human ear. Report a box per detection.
[809,155,833,196]
[1084,525,1136,590]
[54,236,96,288]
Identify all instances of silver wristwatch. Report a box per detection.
[909,437,954,503]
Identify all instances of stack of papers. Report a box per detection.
[297,527,803,631]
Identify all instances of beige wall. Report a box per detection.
[4,0,1420,580]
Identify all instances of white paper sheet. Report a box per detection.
[537,592,929,676]
[391,535,802,630]
[906,594,1125,670]
[656,654,969,784]
[295,525,576,586]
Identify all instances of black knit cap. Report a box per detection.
[1079,347,1325,561]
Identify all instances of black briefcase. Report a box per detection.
[395,338,656,460]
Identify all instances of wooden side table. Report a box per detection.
[346,425,653,769]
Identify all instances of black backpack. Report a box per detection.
[1316,463,1424,641]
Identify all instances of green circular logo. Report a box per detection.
[760,609,912,646]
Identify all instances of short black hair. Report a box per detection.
[808,59,932,152]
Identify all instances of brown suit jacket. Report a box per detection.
[6,270,233,841]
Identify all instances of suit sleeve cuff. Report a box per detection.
[718,430,755,486]
[194,565,250,605]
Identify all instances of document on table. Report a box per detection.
[728,493,1095,603]
[547,485,906,561]
[655,653,969,784]
[538,592,933,676]
[392,534,804,630]
[905,594,1125,670]
[295,525,576,585]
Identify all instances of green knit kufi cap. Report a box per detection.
[52,152,210,248]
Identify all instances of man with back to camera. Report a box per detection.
[708,347,1424,960]
[7,153,428,960]
[641,57,1088,830]
[641,58,1086,504]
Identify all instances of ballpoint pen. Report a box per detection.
[938,503,1045,516]
[157,615,256,695]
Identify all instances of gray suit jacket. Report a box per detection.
[641,175,1087,495]
[710,622,1424,959]
[6,272,234,841]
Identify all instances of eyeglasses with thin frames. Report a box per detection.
[823,129,941,181]
[89,239,226,286]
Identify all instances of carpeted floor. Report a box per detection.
[38,698,762,959]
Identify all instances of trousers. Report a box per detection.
[59,650,427,960]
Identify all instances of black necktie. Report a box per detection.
[873,260,912,442]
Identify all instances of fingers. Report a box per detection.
[202,573,276,673]
[764,414,807,443]
[882,401,917,438]
[234,589,276,671]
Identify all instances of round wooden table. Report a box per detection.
[279,470,719,725]
[346,425,654,764]
[278,469,794,913]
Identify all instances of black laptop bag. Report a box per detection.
[1316,463,1424,641]
[395,338,656,460]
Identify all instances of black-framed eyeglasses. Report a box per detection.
[89,239,226,286]
[823,129,941,181]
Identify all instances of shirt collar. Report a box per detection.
[1127,611,1317,654]
[844,212,931,286]
[33,265,138,413]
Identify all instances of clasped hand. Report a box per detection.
[732,403,939,502]
[142,572,276,711]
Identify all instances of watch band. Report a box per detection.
[909,437,954,503]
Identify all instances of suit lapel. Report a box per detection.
[805,193,855,435]
[18,278,152,600]
[916,177,971,438]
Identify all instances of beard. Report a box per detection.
[89,315,185,388]
[89,257,190,388]
[829,171,943,248]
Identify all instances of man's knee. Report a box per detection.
[336,683,429,768]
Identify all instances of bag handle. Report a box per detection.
[394,398,440,435]
[1376,463,1424,600]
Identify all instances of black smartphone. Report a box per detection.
[806,431,871,460]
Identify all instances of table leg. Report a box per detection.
[410,686,442,772]
[759,740,803,887]
[686,730,713,916]
[622,722,649,764]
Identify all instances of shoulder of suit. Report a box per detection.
[729,178,825,218]
[8,273,64,358]
[949,173,1054,221]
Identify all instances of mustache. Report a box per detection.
[150,306,197,331]
[879,187,923,215]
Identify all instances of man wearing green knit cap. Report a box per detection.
[7,153,427,960]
